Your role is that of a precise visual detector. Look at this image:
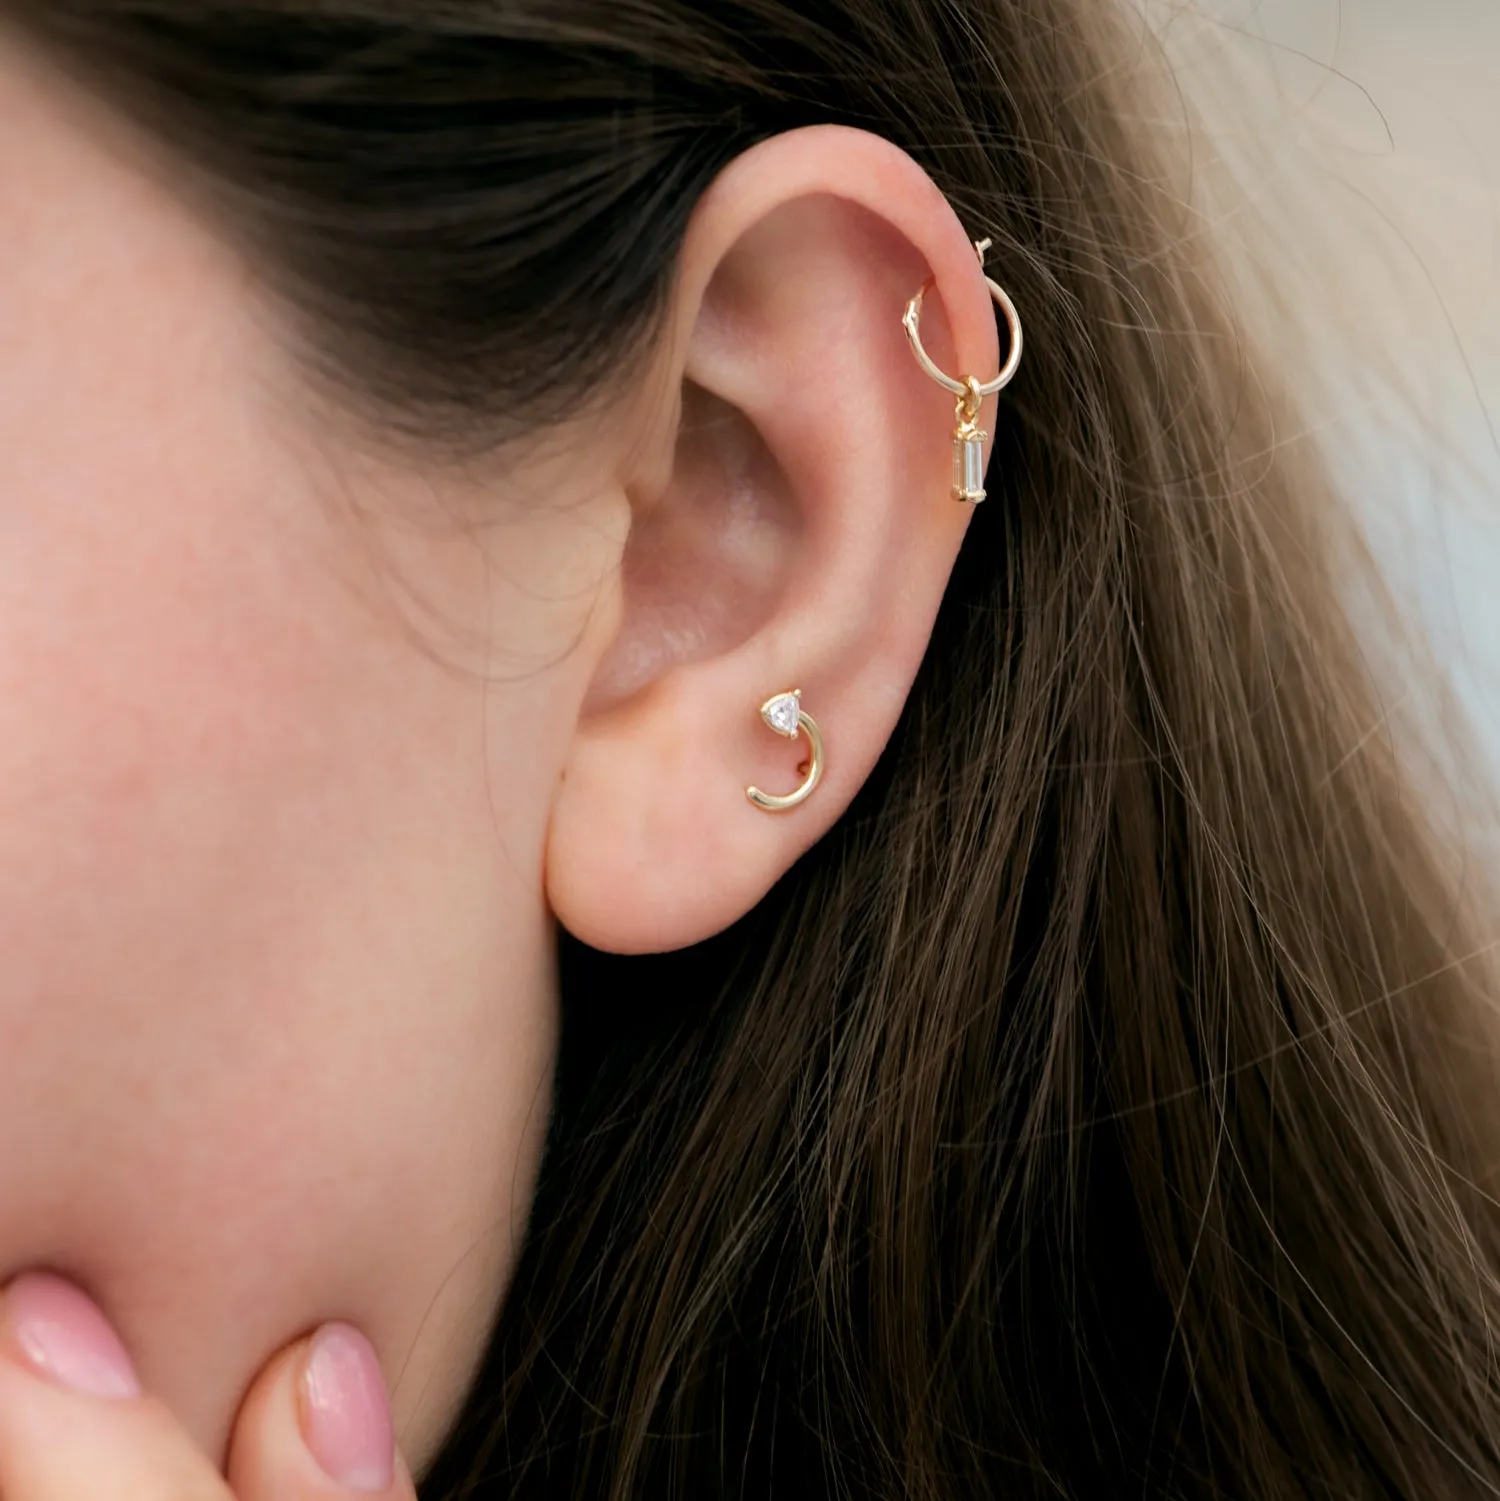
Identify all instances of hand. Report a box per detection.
[0,1271,418,1499]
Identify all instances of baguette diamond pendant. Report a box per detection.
[951,375,988,504]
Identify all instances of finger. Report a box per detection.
[0,1269,232,1500]
[226,1323,417,1501]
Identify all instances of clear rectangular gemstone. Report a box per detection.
[953,433,986,502]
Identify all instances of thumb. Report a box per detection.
[0,1272,417,1501]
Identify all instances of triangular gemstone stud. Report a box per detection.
[761,690,802,738]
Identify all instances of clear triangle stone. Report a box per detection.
[762,693,801,738]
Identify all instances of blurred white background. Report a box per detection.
[1147,0,1500,843]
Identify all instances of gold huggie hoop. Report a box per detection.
[746,690,825,813]
[902,238,1024,504]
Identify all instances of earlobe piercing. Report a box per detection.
[746,690,825,813]
[902,237,1024,504]
[742,245,1012,812]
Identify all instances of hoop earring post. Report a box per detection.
[901,237,1024,504]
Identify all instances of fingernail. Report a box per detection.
[2,1271,142,1400]
[299,1324,395,1493]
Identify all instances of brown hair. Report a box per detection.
[11,3,1500,1496]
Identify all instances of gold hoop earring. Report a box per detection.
[901,237,1024,504]
[746,690,825,813]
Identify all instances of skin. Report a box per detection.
[0,24,1001,1486]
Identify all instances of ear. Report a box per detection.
[546,125,1005,955]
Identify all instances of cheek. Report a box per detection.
[0,408,558,1467]
[0,235,556,1473]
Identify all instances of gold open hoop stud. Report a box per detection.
[902,238,1024,503]
[746,690,825,813]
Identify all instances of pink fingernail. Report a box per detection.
[299,1324,395,1493]
[3,1272,142,1400]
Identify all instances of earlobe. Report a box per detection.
[545,126,1016,956]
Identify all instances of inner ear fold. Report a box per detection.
[584,379,800,715]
